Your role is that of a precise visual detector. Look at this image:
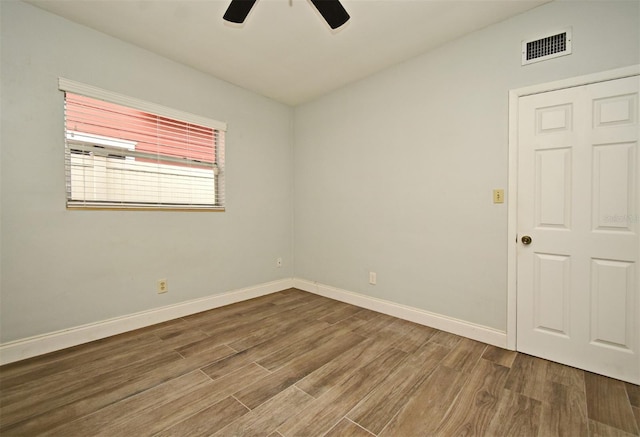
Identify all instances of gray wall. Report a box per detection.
[0,1,294,342]
[293,1,640,331]
[2,0,639,345]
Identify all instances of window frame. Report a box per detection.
[59,78,227,211]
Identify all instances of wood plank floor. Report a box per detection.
[1,288,638,436]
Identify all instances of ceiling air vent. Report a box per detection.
[522,28,572,65]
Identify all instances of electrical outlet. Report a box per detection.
[369,271,377,285]
[493,189,505,204]
[157,279,168,294]
[276,257,283,268]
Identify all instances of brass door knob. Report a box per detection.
[521,235,532,245]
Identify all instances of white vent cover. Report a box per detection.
[522,28,572,65]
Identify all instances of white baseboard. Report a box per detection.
[0,278,294,366]
[293,278,508,349]
[1,277,508,366]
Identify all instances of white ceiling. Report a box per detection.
[27,0,549,106]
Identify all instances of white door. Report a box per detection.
[517,75,640,384]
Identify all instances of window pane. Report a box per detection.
[64,92,224,209]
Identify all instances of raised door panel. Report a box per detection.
[533,253,571,337]
[535,148,572,229]
[592,142,636,233]
[590,259,636,351]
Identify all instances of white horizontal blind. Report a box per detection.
[59,79,226,210]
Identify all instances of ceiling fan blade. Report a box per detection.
[309,0,350,29]
[223,0,258,24]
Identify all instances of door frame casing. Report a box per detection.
[506,64,640,350]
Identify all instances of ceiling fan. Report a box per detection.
[223,0,350,30]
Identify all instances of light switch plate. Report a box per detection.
[493,189,504,204]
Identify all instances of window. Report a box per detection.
[59,78,226,210]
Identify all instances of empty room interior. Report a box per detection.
[1,0,639,435]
